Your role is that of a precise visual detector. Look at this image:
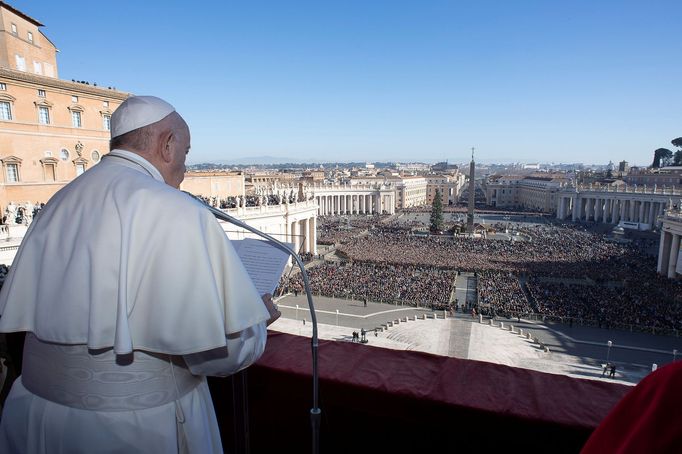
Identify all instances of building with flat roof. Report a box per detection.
[0,1,128,217]
[483,174,568,213]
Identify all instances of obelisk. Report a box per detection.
[466,148,475,234]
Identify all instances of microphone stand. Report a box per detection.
[186,193,321,454]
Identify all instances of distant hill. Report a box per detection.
[206,156,314,166]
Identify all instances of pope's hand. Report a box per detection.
[262,293,281,326]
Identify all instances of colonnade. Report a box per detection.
[315,192,395,216]
[658,212,682,278]
[222,199,318,256]
[558,195,667,227]
[287,215,317,255]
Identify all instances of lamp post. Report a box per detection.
[336,309,339,327]
[606,340,612,364]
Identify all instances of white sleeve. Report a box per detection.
[183,322,267,376]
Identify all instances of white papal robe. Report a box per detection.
[0,149,271,453]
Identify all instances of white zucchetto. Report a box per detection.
[111,96,176,138]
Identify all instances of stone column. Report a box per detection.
[620,199,626,223]
[291,220,299,254]
[668,234,680,278]
[304,219,311,253]
[572,196,578,221]
[629,199,636,221]
[309,215,317,255]
[638,200,645,224]
[658,231,671,274]
[648,201,655,226]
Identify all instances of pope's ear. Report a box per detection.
[160,133,174,163]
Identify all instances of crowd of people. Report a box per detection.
[298,215,682,334]
[281,262,456,309]
[336,223,656,282]
[527,275,682,331]
[477,270,534,317]
[316,215,389,245]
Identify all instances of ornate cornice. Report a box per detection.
[0,68,130,100]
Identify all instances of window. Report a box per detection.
[60,149,69,161]
[71,95,78,103]
[75,163,86,176]
[27,31,33,42]
[71,110,82,128]
[33,61,42,75]
[0,101,12,120]
[44,63,54,78]
[103,101,109,108]
[91,150,100,162]
[0,83,5,90]
[41,158,58,182]
[38,89,46,97]
[38,106,50,124]
[102,114,111,131]
[15,55,25,72]
[6,164,19,182]
[10,23,16,35]
[44,163,55,181]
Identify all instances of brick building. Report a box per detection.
[0,1,128,214]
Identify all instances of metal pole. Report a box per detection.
[187,193,322,454]
[606,340,612,363]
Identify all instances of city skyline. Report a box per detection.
[13,0,682,166]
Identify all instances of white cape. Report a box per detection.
[0,150,270,355]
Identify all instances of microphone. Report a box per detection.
[184,192,321,454]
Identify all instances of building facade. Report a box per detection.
[426,173,466,206]
[483,175,567,213]
[221,199,318,256]
[311,182,396,215]
[624,166,682,189]
[556,184,679,230]
[181,171,245,199]
[0,2,128,215]
[658,209,682,279]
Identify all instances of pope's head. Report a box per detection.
[109,96,191,188]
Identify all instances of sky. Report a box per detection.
[13,0,682,166]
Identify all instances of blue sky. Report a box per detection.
[14,0,682,166]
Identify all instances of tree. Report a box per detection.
[672,137,682,165]
[651,148,673,168]
[674,150,682,166]
[430,189,444,233]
